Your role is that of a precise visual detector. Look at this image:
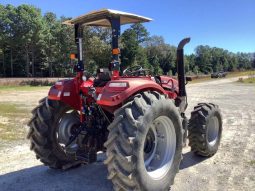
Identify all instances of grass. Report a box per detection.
[0,103,18,115]
[190,70,255,84]
[227,70,255,78]
[0,85,50,143]
[237,76,255,84]
[0,103,30,141]
[0,103,30,117]
[0,85,50,92]
[247,160,255,166]
[190,76,212,84]
[0,122,27,141]
[0,78,60,86]
[242,77,255,84]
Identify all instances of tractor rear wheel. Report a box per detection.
[104,91,183,191]
[188,103,222,157]
[27,97,83,169]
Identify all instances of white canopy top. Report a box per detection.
[63,9,152,27]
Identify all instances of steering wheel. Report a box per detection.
[123,66,151,76]
[83,70,96,80]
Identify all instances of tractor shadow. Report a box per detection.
[0,152,207,191]
[180,151,207,170]
[0,153,112,191]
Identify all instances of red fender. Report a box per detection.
[48,79,80,110]
[48,78,100,111]
[97,78,166,113]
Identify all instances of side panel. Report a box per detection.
[48,79,80,110]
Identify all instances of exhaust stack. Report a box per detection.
[177,38,190,97]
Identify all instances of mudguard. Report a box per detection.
[97,78,166,113]
[48,79,80,110]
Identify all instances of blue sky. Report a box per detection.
[1,0,255,54]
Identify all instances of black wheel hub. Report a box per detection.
[144,129,156,154]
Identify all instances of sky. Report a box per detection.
[1,0,255,54]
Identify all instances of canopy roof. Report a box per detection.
[63,9,152,27]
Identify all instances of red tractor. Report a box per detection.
[27,9,223,191]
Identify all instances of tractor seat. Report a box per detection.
[93,68,111,87]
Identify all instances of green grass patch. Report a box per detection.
[243,77,255,83]
[247,160,255,166]
[0,103,30,117]
[228,71,255,78]
[190,70,255,84]
[237,76,255,84]
[0,103,31,142]
[0,85,50,91]
[190,76,213,84]
[0,122,26,141]
[0,103,20,116]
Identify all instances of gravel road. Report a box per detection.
[0,77,254,191]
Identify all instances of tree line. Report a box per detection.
[0,4,254,77]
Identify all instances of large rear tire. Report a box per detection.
[188,103,223,157]
[27,97,80,169]
[104,91,183,191]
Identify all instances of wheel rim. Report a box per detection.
[207,116,220,146]
[56,111,80,150]
[143,116,176,180]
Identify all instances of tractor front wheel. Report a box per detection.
[188,103,223,157]
[104,91,183,191]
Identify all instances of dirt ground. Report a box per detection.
[0,77,254,191]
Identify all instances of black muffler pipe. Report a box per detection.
[74,24,84,72]
[177,38,190,97]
